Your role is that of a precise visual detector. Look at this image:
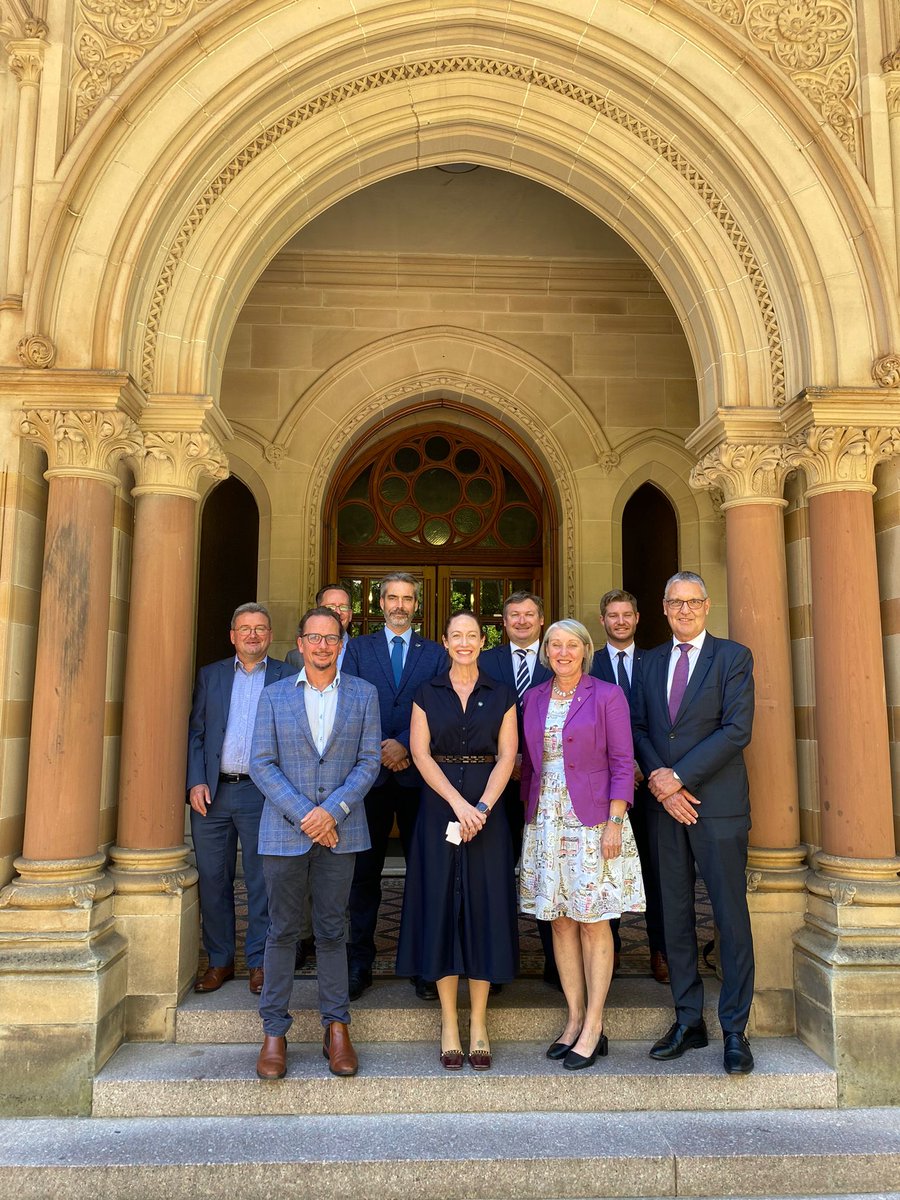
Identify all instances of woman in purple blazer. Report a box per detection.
[520,619,645,1070]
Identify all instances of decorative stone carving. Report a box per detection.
[23,18,49,39]
[599,452,621,474]
[881,41,900,73]
[691,441,792,505]
[873,354,900,389]
[827,881,857,906]
[8,38,44,85]
[139,56,785,408]
[746,870,762,893]
[787,424,900,493]
[16,332,56,369]
[71,0,217,133]
[264,442,285,468]
[18,407,141,477]
[0,852,114,910]
[697,0,859,158]
[887,82,900,117]
[129,429,228,495]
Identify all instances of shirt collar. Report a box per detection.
[297,666,341,692]
[607,642,634,659]
[234,655,268,674]
[384,626,412,647]
[671,629,707,653]
[511,641,540,656]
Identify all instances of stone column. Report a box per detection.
[784,391,900,1104]
[689,412,806,1034]
[4,29,46,302]
[108,406,229,1038]
[882,49,900,283]
[0,386,143,1116]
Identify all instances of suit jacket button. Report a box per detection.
[669,733,676,740]
[319,758,325,764]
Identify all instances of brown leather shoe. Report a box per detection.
[248,967,264,995]
[194,964,234,992]
[323,1021,358,1076]
[651,950,670,985]
[256,1034,287,1079]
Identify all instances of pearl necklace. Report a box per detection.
[553,681,578,698]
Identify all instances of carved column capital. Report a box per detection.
[785,425,900,495]
[7,36,45,86]
[17,407,142,484]
[887,80,900,117]
[691,441,791,507]
[881,42,900,74]
[129,429,228,498]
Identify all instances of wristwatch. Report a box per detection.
[475,801,490,815]
[608,814,624,826]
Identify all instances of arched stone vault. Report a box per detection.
[25,0,897,419]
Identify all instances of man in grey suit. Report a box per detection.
[250,607,381,1080]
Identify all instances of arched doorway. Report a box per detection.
[622,483,679,647]
[195,476,260,667]
[325,423,550,640]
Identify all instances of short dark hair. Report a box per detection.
[231,602,271,629]
[297,606,342,639]
[315,582,351,606]
[599,589,638,615]
[502,590,544,619]
[443,610,482,638]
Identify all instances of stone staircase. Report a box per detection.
[3,977,900,1199]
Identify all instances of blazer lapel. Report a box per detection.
[672,635,715,724]
[289,681,319,755]
[373,633,397,692]
[398,636,423,688]
[217,660,234,720]
[596,647,615,685]
[320,679,351,758]
[563,674,594,730]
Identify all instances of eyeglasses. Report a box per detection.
[664,598,706,611]
[326,604,353,614]
[234,625,270,636]
[301,632,342,645]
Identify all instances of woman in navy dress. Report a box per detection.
[396,611,519,1071]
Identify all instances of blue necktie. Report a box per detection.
[616,650,631,701]
[391,635,404,687]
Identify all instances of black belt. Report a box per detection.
[433,755,495,764]
[219,772,251,783]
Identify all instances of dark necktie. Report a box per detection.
[391,635,404,687]
[515,648,530,700]
[668,642,692,723]
[616,650,631,701]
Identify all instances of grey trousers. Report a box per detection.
[260,846,356,1035]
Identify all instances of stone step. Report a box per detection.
[176,976,722,1044]
[3,1108,898,1200]
[93,1037,835,1117]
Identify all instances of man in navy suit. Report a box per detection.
[341,572,446,999]
[632,571,756,1075]
[589,589,668,984]
[480,590,556,986]
[187,603,294,995]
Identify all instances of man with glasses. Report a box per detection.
[187,603,294,995]
[251,607,380,1080]
[631,571,756,1075]
[286,583,353,670]
[341,572,447,1000]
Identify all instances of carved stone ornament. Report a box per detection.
[881,41,900,73]
[696,0,859,159]
[786,424,900,492]
[129,429,228,494]
[16,332,57,369]
[887,81,900,118]
[17,407,142,477]
[746,870,762,893]
[8,39,45,86]
[827,880,857,906]
[691,441,791,504]
[873,354,900,389]
[71,0,217,133]
[24,18,50,39]
[599,452,621,474]
[264,441,285,468]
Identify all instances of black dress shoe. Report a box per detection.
[723,1031,754,1074]
[546,1037,576,1061]
[412,976,438,1000]
[563,1032,609,1071]
[649,1019,709,1060]
[348,968,372,1001]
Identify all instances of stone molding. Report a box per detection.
[107,845,198,896]
[0,853,114,910]
[746,844,810,893]
[139,55,786,408]
[807,850,900,907]
[128,429,228,498]
[17,406,142,483]
[70,0,216,134]
[887,80,900,117]
[696,0,858,157]
[691,441,792,506]
[786,424,900,495]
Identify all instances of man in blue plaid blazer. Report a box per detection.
[250,606,381,1080]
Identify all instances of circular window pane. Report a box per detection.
[453,506,482,535]
[393,505,420,534]
[394,447,421,473]
[454,449,481,474]
[465,477,494,505]
[423,518,452,546]
[380,475,408,503]
[337,503,376,545]
[424,435,451,461]
[414,468,461,514]
[497,505,539,547]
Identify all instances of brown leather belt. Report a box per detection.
[433,755,495,764]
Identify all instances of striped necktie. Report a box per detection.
[514,648,530,700]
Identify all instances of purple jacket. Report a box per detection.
[520,674,635,826]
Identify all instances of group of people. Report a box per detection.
[187,570,756,1083]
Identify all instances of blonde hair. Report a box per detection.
[539,619,594,672]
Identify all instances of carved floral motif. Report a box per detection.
[873,354,900,389]
[786,425,900,492]
[16,333,56,369]
[691,441,792,503]
[130,429,228,493]
[18,408,141,476]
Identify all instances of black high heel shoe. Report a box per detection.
[546,1036,577,1061]
[563,1031,609,1070]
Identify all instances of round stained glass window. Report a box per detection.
[393,506,420,534]
[465,477,493,505]
[423,518,452,546]
[424,435,451,461]
[380,475,408,503]
[454,449,480,474]
[414,468,461,514]
[394,447,421,473]
[338,503,376,545]
[497,505,539,547]
[453,507,482,534]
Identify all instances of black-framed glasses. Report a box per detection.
[664,597,706,611]
[300,632,342,645]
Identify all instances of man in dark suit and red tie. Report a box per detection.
[631,571,756,1075]
[589,589,668,984]
[341,572,446,1000]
